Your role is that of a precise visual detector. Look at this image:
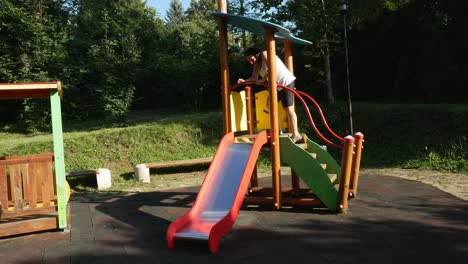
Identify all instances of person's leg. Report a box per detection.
[279,87,302,142]
[284,105,301,141]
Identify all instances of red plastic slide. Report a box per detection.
[166,131,268,253]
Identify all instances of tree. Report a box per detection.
[228,0,252,50]
[349,0,468,103]
[131,6,167,109]
[158,0,220,111]
[0,0,70,131]
[66,0,153,121]
[283,0,343,105]
[0,0,69,83]
[166,0,185,25]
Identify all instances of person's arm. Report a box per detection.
[238,63,260,83]
[260,51,268,66]
[256,51,269,84]
[238,51,269,84]
[250,63,260,82]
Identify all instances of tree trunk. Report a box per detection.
[322,48,335,105]
[319,0,335,105]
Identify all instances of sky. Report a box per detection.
[146,0,193,19]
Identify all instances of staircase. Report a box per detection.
[279,134,341,211]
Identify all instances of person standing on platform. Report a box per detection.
[238,47,303,143]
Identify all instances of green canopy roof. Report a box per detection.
[211,12,312,45]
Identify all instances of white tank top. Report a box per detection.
[259,55,296,89]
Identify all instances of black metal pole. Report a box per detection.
[340,2,354,135]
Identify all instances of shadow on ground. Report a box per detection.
[1,174,467,264]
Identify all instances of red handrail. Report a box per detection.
[229,81,253,92]
[231,81,343,149]
[292,89,344,142]
[279,85,343,149]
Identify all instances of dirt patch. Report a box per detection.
[361,168,468,201]
[122,170,207,192]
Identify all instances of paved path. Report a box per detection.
[1,174,467,264]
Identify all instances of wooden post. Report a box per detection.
[283,40,300,193]
[245,86,258,187]
[50,87,68,229]
[245,87,255,134]
[217,1,230,134]
[337,136,355,213]
[218,0,227,13]
[349,132,364,198]
[265,28,281,209]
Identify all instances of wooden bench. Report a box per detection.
[0,153,70,237]
[134,157,212,183]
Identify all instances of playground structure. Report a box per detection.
[167,1,365,254]
[0,82,69,237]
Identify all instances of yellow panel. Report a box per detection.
[255,90,288,130]
[234,137,252,143]
[230,91,247,132]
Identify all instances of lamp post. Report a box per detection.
[339,1,354,135]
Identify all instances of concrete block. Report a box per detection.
[96,168,112,190]
[134,164,150,183]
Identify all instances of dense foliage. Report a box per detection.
[0,0,467,131]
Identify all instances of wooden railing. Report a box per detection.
[0,153,57,219]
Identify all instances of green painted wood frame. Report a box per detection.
[50,89,68,229]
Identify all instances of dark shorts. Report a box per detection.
[278,81,295,107]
